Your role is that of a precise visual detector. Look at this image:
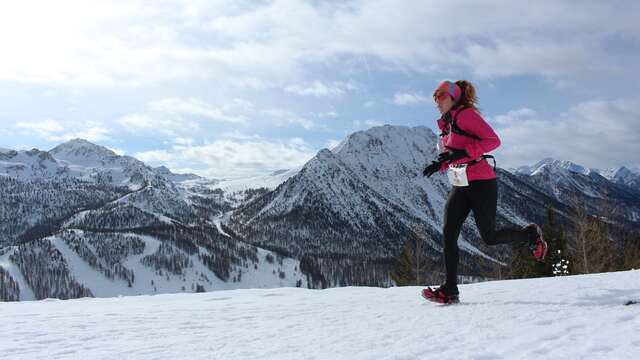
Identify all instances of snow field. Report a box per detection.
[1,270,638,360]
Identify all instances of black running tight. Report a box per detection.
[442,179,531,286]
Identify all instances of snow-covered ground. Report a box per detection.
[2,270,639,359]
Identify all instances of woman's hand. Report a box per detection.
[423,161,441,177]
[437,148,467,163]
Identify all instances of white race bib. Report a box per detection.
[447,164,469,187]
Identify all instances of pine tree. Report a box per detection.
[542,206,572,276]
[573,212,616,274]
[509,242,544,279]
[390,246,415,286]
[622,233,640,270]
[390,228,432,286]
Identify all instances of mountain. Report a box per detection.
[180,167,301,208]
[154,165,201,182]
[0,148,67,179]
[2,133,639,301]
[514,158,640,224]
[515,158,600,177]
[226,125,577,287]
[0,140,308,301]
[599,166,640,192]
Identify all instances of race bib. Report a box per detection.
[447,164,469,187]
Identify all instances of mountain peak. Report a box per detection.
[519,158,597,177]
[153,165,201,182]
[50,138,117,159]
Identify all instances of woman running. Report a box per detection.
[422,80,548,304]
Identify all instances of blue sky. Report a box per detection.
[1,0,639,178]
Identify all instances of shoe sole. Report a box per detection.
[421,290,460,304]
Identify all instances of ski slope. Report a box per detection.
[1,270,639,360]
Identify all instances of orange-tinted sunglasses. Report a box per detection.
[434,92,450,103]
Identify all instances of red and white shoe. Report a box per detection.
[525,223,548,262]
[421,285,460,304]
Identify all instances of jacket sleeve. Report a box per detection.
[457,109,501,159]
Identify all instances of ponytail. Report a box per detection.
[455,80,480,111]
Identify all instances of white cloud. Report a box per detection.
[492,108,538,125]
[326,139,341,149]
[262,108,319,130]
[315,111,338,118]
[15,119,64,137]
[148,98,246,124]
[49,125,111,143]
[14,119,111,142]
[107,147,126,156]
[491,98,640,169]
[353,119,384,130]
[1,1,636,87]
[392,92,428,106]
[284,80,357,97]
[135,136,317,178]
[116,97,247,136]
[116,113,199,137]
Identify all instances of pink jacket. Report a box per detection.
[436,107,501,181]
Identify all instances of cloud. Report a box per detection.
[14,119,111,142]
[135,135,317,178]
[116,113,199,137]
[116,97,247,136]
[392,92,428,106]
[107,147,126,156]
[15,119,64,137]
[262,108,319,129]
[326,139,341,149]
[148,98,247,124]
[48,125,111,143]
[353,119,384,130]
[117,97,316,137]
[284,80,357,97]
[1,1,636,87]
[491,98,640,169]
[315,111,338,118]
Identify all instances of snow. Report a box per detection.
[0,232,307,300]
[1,270,638,359]
[0,250,36,300]
[207,168,301,193]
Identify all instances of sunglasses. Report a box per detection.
[434,92,450,103]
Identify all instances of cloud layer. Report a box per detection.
[135,135,316,179]
[1,1,637,87]
[491,98,640,169]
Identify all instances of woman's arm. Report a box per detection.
[457,109,501,158]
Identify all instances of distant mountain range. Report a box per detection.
[1,129,639,301]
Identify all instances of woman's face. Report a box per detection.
[435,91,454,114]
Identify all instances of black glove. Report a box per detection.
[437,148,468,163]
[423,161,441,177]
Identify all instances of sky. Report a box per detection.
[1,0,639,179]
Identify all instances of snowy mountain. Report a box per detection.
[0,140,308,301]
[514,158,640,224]
[153,165,201,182]
[180,167,300,208]
[2,133,639,301]
[0,148,68,179]
[2,270,638,359]
[515,158,600,177]
[0,229,308,301]
[599,166,640,192]
[227,125,577,287]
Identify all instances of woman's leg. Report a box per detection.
[469,179,532,245]
[442,186,472,288]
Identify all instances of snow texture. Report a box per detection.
[1,270,638,360]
